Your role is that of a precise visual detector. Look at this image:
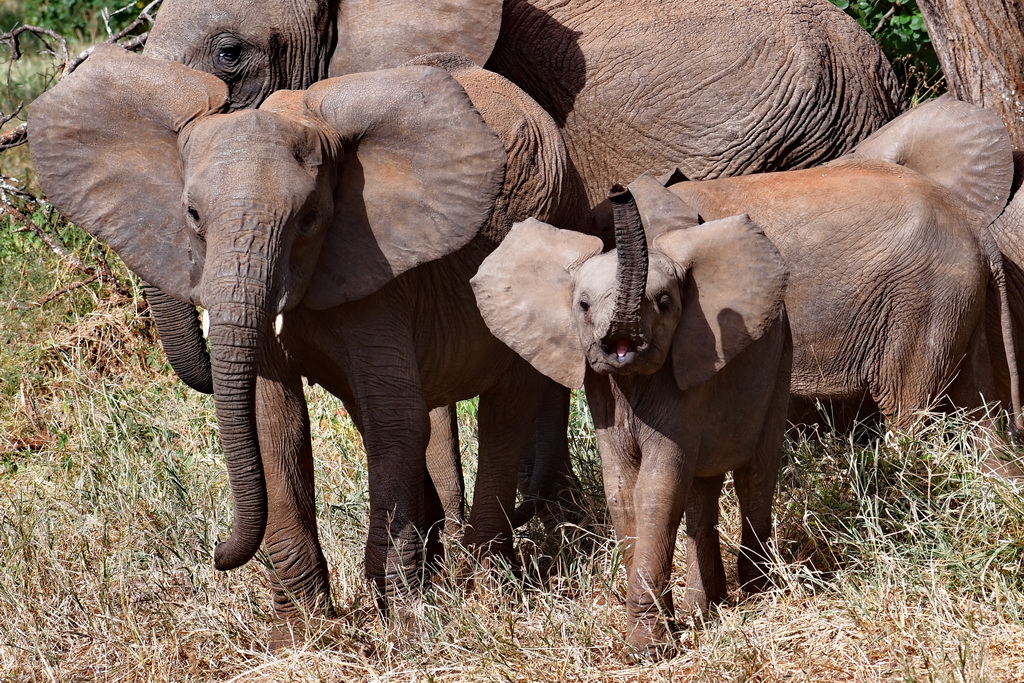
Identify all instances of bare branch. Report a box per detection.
[0,25,69,71]
[1,103,23,127]
[66,32,149,74]
[0,123,27,151]
[34,274,100,307]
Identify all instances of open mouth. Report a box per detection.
[600,336,649,366]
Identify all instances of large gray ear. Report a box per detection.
[654,215,788,391]
[329,0,502,76]
[28,45,228,304]
[302,66,507,307]
[628,173,701,243]
[471,218,604,389]
[846,94,1013,228]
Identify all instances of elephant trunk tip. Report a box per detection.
[608,183,630,204]
[213,523,266,571]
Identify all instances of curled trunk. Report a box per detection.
[143,283,213,394]
[607,185,649,340]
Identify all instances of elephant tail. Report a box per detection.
[984,233,1023,437]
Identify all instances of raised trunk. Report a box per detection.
[607,185,648,341]
[143,283,213,394]
[205,278,270,571]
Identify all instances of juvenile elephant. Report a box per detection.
[29,46,583,618]
[628,97,1018,429]
[471,191,791,659]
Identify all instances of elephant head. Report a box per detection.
[470,179,788,391]
[144,0,503,110]
[29,45,507,570]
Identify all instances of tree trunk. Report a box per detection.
[917,0,1024,149]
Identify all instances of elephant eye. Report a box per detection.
[298,209,319,235]
[657,293,672,312]
[217,43,242,66]
[578,299,590,313]
[187,206,206,240]
[211,34,249,72]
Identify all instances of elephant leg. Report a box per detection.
[623,440,691,659]
[321,309,432,615]
[512,382,588,529]
[255,344,330,620]
[734,346,789,593]
[680,474,725,615]
[464,366,544,562]
[874,303,981,430]
[426,404,465,528]
[359,383,431,612]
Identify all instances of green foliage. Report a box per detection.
[832,0,944,101]
[0,0,150,41]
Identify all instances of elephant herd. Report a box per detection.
[25,0,1024,663]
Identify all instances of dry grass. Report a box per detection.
[3,224,1024,681]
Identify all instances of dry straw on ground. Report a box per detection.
[1,270,1024,680]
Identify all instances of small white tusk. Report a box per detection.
[275,314,284,336]
[201,309,210,338]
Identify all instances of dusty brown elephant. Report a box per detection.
[471,191,791,660]
[29,45,585,619]
[628,96,1018,429]
[137,0,904,521]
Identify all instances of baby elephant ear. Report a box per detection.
[846,94,1013,229]
[471,218,604,389]
[654,215,788,391]
[302,66,507,307]
[28,45,228,303]
[330,0,502,76]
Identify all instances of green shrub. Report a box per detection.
[832,0,944,102]
[0,0,150,42]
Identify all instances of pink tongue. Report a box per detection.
[616,340,630,359]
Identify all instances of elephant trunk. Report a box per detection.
[607,185,649,341]
[143,283,213,394]
[205,270,271,571]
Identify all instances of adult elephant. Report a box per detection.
[139,0,904,516]
[143,0,904,200]
[30,45,584,619]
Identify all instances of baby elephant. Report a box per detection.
[472,188,791,659]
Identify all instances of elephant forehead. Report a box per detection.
[575,251,618,294]
[188,109,319,150]
[184,111,322,186]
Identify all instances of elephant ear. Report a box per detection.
[845,94,1013,229]
[628,173,702,243]
[302,66,507,307]
[471,218,604,389]
[330,0,502,76]
[654,215,788,392]
[28,45,228,303]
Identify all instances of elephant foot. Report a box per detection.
[620,630,678,663]
[267,613,341,653]
[679,585,729,619]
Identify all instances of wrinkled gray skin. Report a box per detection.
[139,0,904,520]
[30,46,583,619]
[631,97,1018,431]
[471,206,792,660]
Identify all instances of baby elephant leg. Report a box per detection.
[681,474,726,615]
